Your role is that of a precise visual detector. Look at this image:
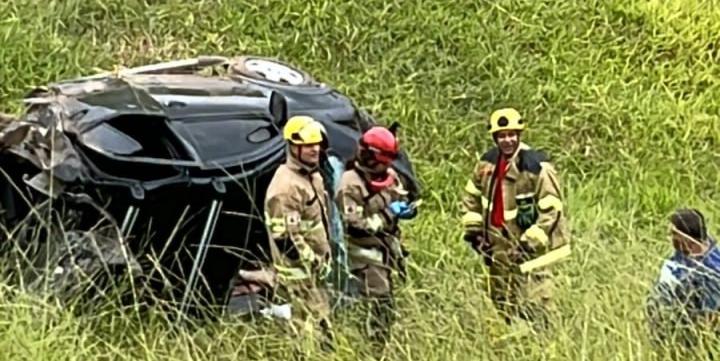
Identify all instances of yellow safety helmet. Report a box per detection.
[488,107,525,134]
[283,115,326,145]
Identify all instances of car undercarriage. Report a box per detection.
[0,55,421,315]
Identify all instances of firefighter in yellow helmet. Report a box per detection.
[460,107,570,332]
[264,115,334,350]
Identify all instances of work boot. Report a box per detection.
[518,300,555,335]
[319,318,336,353]
[368,295,396,347]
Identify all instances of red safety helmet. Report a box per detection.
[358,124,400,192]
[359,126,399,165]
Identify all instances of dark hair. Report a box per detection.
[671,208,707,242]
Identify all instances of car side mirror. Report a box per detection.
[269,91,288,128]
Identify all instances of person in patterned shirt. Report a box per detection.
[646,208,720,355]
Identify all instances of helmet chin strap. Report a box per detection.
[289,145,319,171]
[355,160,394,192]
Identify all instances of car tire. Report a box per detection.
[229,56,322,88]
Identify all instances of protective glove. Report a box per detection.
[314,252,333,281]
[389,201,416,219]
[519,225,549,254]
[463,232,481,247]
[464,233,492,267]
[366,214,385,233]
[318,260,332,281]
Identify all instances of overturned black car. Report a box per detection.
[0,55,420,313]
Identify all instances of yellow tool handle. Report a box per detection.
[519,244,571,273]
[409,199,423,210]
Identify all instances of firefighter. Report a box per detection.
[336,124,417,347]
[264,115,334,350]
[460,107,569,331]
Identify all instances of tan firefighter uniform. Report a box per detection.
[336,125,414,349]
[264,116,333,332]
[461,108,569,327]
[337,165,410,298]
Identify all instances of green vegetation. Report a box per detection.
[1,0,720,359]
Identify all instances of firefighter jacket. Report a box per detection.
[336,164,409,268]
[264,153,331,282]
[461,142,569,268]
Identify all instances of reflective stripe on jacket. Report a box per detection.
[265,153,331,281]
[461,142,569,266]
[337,165,409,266]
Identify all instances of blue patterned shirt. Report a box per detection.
[646,238,720,345]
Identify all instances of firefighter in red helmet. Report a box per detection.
[336,124,417,349]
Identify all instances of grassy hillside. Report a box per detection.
[1,0,720,359]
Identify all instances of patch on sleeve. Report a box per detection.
[284,211,302,233]
[344,202,363,216]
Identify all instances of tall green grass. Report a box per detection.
[1,0,720,359]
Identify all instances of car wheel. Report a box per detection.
[229,56,321,88]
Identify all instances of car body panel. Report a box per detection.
[0,55,421,312]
